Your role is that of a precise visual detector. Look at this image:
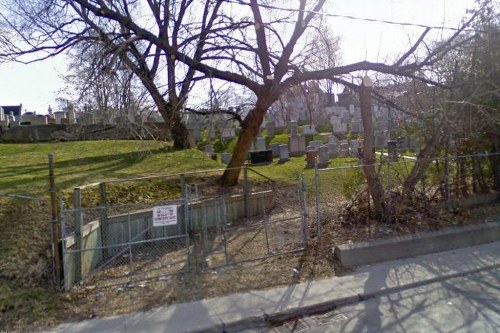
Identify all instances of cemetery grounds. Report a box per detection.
[0,141,498,332]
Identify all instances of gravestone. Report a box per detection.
[387,140,398,162]
[327,134,339,145]
[305,147,318,168]
[342,109,351,123]
[351,120,360,133]
[302,124,316,136]
[340,140,350,157]
[249,150,273,165]
[308,140,322,150]
[279,144,290,162]
[269,143,281,158]
[333,122,348,134]
[289,120,299,136]
[187,130,196,147]
[190,127,202,141]
[266,121,276,137]
[221,127,235,140]
[350,140,360,157]
[318,145,330,168]
[288,135,306,156]
[377,120,389,131]
[327,143,338,158]
[203,145,215,155]
[207,127,216,140]
[396,136,406,152]
[221,153,232,164]
[349,104,355,115]
[330,115,340,126]
[375,131,386,147]
[255,137,266,151]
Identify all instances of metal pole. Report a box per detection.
[220,196,230,265]
[73,187,82,284]
[300,175,309,249]
[314,162,321,238]
[48,154,62,289]
[183,184,191,269]
[59,197,67,291]
[99,182,109,261]
[244,166,250,218]
[262,196,270,255]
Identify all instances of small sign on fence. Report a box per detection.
[153,205,178,227]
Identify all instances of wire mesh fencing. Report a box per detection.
[59,167,309,291]
[309,153,500,237]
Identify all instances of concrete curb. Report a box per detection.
[334,221,500,268]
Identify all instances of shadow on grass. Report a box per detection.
[0,149,168,192]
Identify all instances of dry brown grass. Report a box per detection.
[1,193,498,332]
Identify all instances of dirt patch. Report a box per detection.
[1,190,499,332]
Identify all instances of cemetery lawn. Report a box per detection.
[0,141,498,332]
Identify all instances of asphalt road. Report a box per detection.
[237,267,500,333]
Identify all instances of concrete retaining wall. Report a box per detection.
[334,221,500,268]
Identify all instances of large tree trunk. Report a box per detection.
[156,101,189,149]
[360,77,387,219]
[219,99,271,186]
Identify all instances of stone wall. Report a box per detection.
[0,123,168,142]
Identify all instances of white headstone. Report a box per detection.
[279,144,289,162]
[302,124,316,136]
[318,145,330,167]
[255,137,266,151]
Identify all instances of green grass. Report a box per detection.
[0,141,222,196]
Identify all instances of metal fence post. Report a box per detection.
[73,187,82,285]
[59,197,67,291]
[314,162,321,238]
[244,166,250,218]
[262,196,271,255]
[300,174,309,249]
[183,183,191,270]
[99,182,110,261]
[48,154,62,289]
[220,196,230,265]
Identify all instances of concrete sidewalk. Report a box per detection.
[43,241,500,333]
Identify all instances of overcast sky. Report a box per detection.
[0,0,476,114]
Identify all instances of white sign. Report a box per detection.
[153,205,178,227]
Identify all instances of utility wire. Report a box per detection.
[227,0,491,33]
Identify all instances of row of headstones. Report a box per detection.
[207,141,414,167]
[190,117,392,148]
[207,137,366,166]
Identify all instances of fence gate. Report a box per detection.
[187,178,309,271]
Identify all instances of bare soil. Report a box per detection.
[1,192,499,332]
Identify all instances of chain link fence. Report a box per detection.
[60,167,308,291]
[309,153,500,236]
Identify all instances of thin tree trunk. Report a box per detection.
[360,77,386,219]
[402,126,446,199]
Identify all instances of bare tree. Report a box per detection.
[0,0,483,187]
[0,0,239,148]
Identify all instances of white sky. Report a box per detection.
[0,0,476,114]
